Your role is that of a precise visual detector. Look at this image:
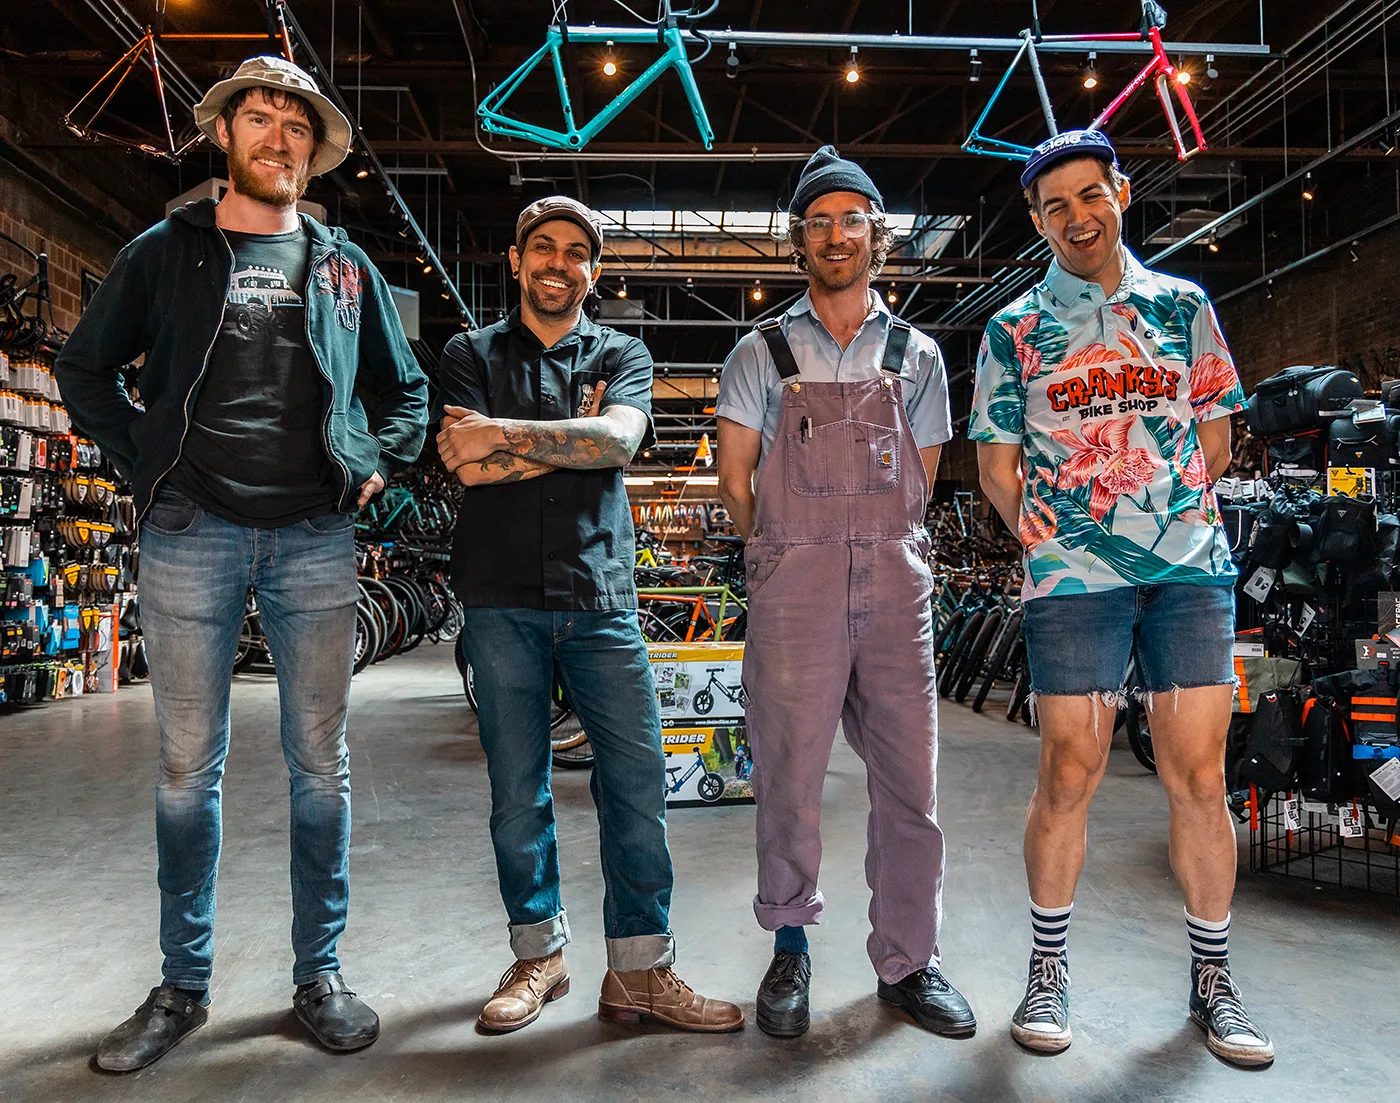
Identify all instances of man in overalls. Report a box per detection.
[717,147,973,1039]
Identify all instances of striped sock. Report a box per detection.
[1030,899,1072,957]
[1185,909,1230,963]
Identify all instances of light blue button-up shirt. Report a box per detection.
[716,290,953,468]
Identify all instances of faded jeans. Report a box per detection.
[139,487,359,988]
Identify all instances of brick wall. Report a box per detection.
[1216,217,1400,394]
[0,205,116,336]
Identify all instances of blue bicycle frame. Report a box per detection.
[477,24,714,150]
[961,31,1059,163]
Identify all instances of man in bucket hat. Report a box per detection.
[56,56,427,1070]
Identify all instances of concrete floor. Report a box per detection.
[2,644,1398,1103]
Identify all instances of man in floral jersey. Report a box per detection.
[970,130,1272,1068]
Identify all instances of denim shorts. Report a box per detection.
[1022,582,1236,697]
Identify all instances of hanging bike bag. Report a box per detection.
[1328,417,1396,470]
[1298,696,1353,804]
[1239,688,1305,792]
[1265,431,1324,474]
[1246,366,1362,437]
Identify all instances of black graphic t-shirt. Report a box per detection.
[168,225,340,527]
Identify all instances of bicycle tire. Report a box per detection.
[383,575,428,653]
[954,607,1004,703]
[638,607,686,642]
[353,603,379,676]
[233,613,261,674]
[939,610,985,698]
[1125,700,1157,773]
[418,576,455,636]
[935,607,967,662]
[974,627,1022,714]
[1007,664,1032,723]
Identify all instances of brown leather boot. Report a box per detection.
[597,968,744,1033]
[477,952,570,1034]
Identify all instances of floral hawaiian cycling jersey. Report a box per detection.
[968,249,1246,601]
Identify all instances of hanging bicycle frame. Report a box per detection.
[477,22,714,151]
[62,28,203,161]
[962,20,1207,163]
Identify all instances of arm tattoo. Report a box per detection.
[498,410,644,470]
[464,451,555,485]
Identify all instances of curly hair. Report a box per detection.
[786,213,894,279]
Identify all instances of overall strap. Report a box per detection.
[881,319,912,376]
[755,317,802,380]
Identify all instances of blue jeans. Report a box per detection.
[1023,582,1236,697]
[460,608,675,972]
[139,487,359,988]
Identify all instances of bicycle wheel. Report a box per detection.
[954,607,1004,703]
[233,613,262,674]
[383,575,428,653]
[939,610,985,698]
[360,577,406,661]
[696,772,726,803]
[935,607,968,665]
[418,576,456,637]
[1007,664,1032,723]
[638,607,685,642]
[1125,699,1157,773]
[353,603,379,676]
[973,620,1022,714]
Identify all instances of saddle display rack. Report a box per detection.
[1217,365,1400,897]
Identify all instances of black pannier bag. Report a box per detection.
[1328,416,1397,470]
[1245,366,1363,438]
[1265,431,1324,474]
[1292,495,1377,567]
[1240,688,1305,792]
[1298,695,1352,804]
[1219,501,1263,564]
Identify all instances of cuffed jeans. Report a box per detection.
[139,488,359,988]
[460,607,675,972]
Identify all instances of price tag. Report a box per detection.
[1243,567,1277,603]
[1370,757,1400,802]
[1283,796,1302,831]
[1338,804,1365,838]
[1300,799,1332,816]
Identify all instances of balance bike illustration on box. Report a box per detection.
[665,748,727,804]
[693,667,746,715]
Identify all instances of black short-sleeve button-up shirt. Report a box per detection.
[437,309,655,610]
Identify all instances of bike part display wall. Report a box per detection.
[1,347,139,707]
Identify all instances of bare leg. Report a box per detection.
[1024,694,1122,908]
[1145,684,1236,922]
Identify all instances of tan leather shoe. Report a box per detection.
[597,967,744,1033]
[477,952,570,1034]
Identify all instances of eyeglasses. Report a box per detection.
[792,212,881,242]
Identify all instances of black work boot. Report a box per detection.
[756,951,811,1038]
[294,973,380,1052]
[95,985,208,1072]
[877,966,977,1037]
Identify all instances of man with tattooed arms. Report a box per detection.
[436,197,743,1036]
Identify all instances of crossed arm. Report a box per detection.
[437,382,650,486]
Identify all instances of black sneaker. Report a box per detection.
[95,985,208,1072]
[1010,951,1071,1054]
[1189,959,1274,1068]
[756,951,811,1038]
[877,966,976,1037]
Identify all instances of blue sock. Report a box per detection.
[774,925,808,954]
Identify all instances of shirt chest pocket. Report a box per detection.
[787,419,901,497]
[572,371,609,417]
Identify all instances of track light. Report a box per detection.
[1266,279,1273,300]
[441,292,450,300]
[710,373,718,384]
[726,42,738,79]
[1175,63,1191,85]
[1206,54,1218,81]
[617,279,628,299]
[751,281,763,302]
[845,46,860,84]
[1302,172,1315,202]
[1082,53,1098,91]
[968,49,981,83]
[603,41,617,77]
[887,287,898,304]
[1207,235,1219,253]
[423,264,433,274]
[1351,242,1361,262]
[355,167,369,179]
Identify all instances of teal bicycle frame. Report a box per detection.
[477,23,714,150]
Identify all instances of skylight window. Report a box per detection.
[596,209,920,238]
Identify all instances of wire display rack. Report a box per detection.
[1249,788,1400,897]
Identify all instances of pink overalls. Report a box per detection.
[743,319,946,983]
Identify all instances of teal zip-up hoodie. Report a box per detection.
[54,198,429,520]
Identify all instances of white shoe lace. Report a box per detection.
[1195,963,1263,1043]
[1023,954,1069,1022]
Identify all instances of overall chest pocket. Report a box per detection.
[787,419,901,497]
